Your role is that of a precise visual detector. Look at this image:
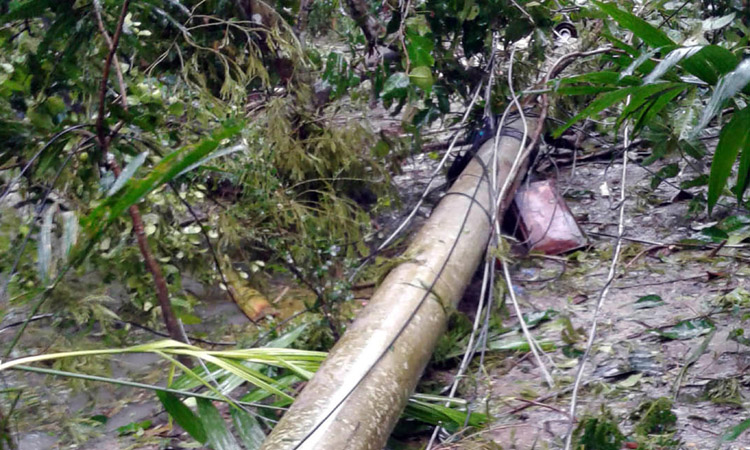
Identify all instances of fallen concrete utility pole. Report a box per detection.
[261,113,536,450]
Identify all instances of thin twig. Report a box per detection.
[492,46,555,382]
[613,274,706,289]
[347,81,485,283]
[672,329,716,400]
[624,244,664,269]
[93,0,183,345]
[0,315,54,334]
[588,231,749,250]
[515,398,571,417]
[169,183,256,326]
[509,0,535,24]
[707,239,727,258]
[250,308,311,347]
[425,38,503,450]
[123,320,236,346]
[0,124,88,206]
[503,378,599,416]
[93,0,129,109]
[398,0,411,72]
[95,0,131,149]
[563,109,631,450]
[11,365,286,411]
[502,262,555,387]
[284,251,339,340]
[425,259,492,449]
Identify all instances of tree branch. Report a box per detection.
[95,0,130,150]
[93,0,184,344]
[344,0,384,52]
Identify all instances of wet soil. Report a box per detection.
[433,149,750,449]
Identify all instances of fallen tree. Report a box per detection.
[261,112,537,450]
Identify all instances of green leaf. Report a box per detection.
[654,318,715,340]
[60,211,78,259]
[79,122,243,243]
[721,215,750,232]
[615,83,686,131]
[90,414,108,425]
[404,399,487,431]
[406,32,435,68]
[644,46,702,84]
[197,398,241,450]
[708,107,750,213]
[555,85,619,96]
[522,309,557,328]
[634,86,686,133]
[1,0,53,23]
[175,144,245,178]
[45,96,66,116]
[372,140,390,158]
[593,1,674,48]
[681,45,737,85]
[117,420,152,436]
[156,391,207,444]
[176,312,202,325]
[171,325,310,395]
[681,138,707,160]
[168,102,185,116]
[719,418,750,443]
[689,45,738,76]
[651,163,680,189]
[736,130,750,203]
[108,152,148,197]
[633,295,664,310]
[27,108,54,131]
[622,47,662,79]
[265,323,309,348]
[189,355,296,402]
[231,408,265,450]
[381,72,410,100]
[241,375,299,404]
[703,13,735,31]
[487,337,556,352]
[458,0,476,21]
[409,66,433,92]
[702,225,729,241]
[601,31,639,57]
[555,71,640,95]
[694,58,750,137]
[728,328,750,347]
[555,83,683,138]
[559,71,641,86]
[553,86,639,137]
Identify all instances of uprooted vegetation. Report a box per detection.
[3,0,750,449]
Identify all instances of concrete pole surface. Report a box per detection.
[260,115,535,450]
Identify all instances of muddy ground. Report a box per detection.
[429,144,750,449]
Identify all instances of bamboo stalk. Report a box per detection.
[260,114,536,450]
